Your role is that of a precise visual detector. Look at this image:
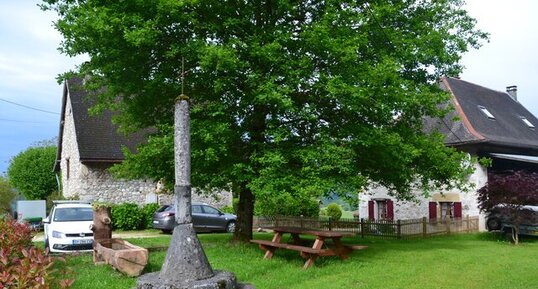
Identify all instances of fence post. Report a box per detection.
[300,215,304,228]
[422,217,427,238]
[446,218,451,234]
[275,216,279,228]
[397,220,401,239]
[360,218,365,238]
[466,215,470,232]
[328,217,333,231]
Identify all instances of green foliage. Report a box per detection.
[0,217,73,288]
[43,0,488,240]
[255,193,319,217]
[0,176,16,213]
[325,203,343,220]
[141,203,160,229]
[7,145,57,200]
[111,203,143,231]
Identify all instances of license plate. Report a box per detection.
[73,239,93,245]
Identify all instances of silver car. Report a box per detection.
[152,202,236,233]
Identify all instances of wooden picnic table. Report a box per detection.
[250,226,367,269]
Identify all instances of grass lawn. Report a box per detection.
[44,232,538,289]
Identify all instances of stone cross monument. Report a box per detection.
[137,95,251,289]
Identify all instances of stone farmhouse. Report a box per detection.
[53,77,231,207]
[358,77,538,230]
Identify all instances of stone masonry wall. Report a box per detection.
[358,162,488,231]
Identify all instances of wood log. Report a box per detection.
[93,238,148,277]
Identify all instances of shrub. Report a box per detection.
[0,217,73,288]
[326,203,343,220]
[111,203,143,230]
[141,203,161,229]
[255,193,319,217]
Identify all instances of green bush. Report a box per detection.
[326,203,342,220]
[141,203,161,229]
[111,203,143,231]
[255,193,319,217]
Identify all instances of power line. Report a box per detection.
[0,118,56,124]
[0,98,60,115]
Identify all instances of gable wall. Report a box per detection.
[358,162,488,230]
[59,91,232,208]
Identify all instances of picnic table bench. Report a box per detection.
[250,226,367,269]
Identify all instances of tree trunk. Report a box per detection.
[512,226,519,245]
[92,206,112,241]
[234,186,254,242]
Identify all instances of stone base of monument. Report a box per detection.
[136,224,254,289]
[136,270,254,289]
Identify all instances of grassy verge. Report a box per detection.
[46,232,538,289]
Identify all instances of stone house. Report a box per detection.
[358,77,538,230]
[53,77,231,207]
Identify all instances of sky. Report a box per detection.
[1,0,538,175]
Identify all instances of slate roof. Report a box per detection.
[54,77,148,171]
[430,77,538,156]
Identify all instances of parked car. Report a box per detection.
[43,201,94,253]
[152,202,236,233]
[486,204,538,236]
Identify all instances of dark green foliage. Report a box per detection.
[326,203,343,220]
[141,203,160,229]
[255,193,319,217]
[7,145,57,200]
[0,217,73,288]
[43,0,488,241]
[0,176,16,214]
[111,203,143,231]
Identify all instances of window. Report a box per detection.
[202,205,220,215]
[429,201,463,220]
[439,202,454,219]
[368,199,394,220]
[478,106,495,119]
[66,158,70,180]
[521,117,535,128]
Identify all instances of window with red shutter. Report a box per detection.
[454,202,462,218]
[368,200,374,220]
[429,202,437,220]
[386,200,394,220]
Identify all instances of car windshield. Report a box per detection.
[53,207,93,222]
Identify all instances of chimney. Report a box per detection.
[506,85,517,101]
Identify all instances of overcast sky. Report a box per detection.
[1,0,538,175]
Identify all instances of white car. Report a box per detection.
[43,201,94,253]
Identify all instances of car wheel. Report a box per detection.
[486,217,501,231]
[225,221,236,233]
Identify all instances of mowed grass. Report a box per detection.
[45,232,538,289]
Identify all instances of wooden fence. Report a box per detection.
[253,215,479,239]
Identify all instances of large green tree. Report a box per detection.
[43,0,487,241]
[7,145,57,200]
[0,176,16,214]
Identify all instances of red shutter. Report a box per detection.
[387,200,394,220]
[454,202,462,218]
[429,202,437,220]
[368,201,375,220]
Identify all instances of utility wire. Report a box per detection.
[0,98,60,115]
[0,118,55,124]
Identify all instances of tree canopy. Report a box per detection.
[7,145,57,200]
[0,176,16,214]
[43,0,487,241]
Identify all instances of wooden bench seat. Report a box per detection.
[250,239,324,254]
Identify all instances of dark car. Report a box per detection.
[152,202,236,233]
